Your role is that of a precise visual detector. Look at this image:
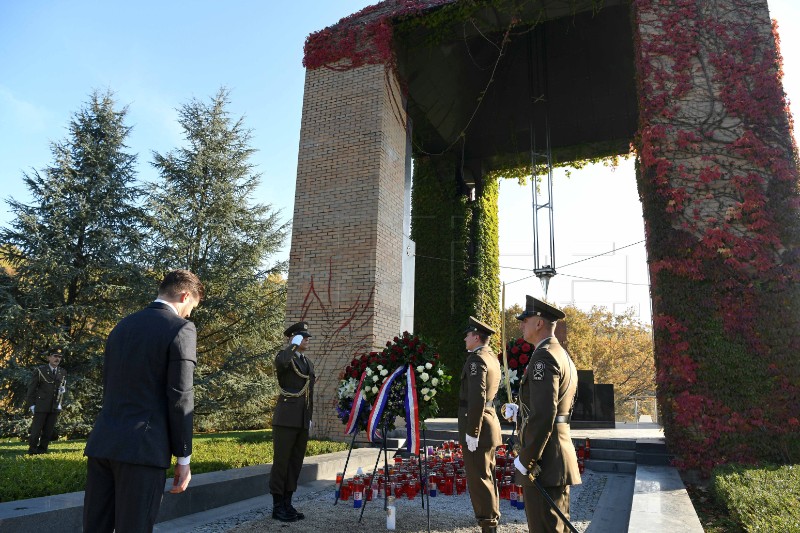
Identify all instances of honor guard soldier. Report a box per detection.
[459,316,503,533]
[270,321,315,522]
[25,347,67,454]
[504,296,581,533]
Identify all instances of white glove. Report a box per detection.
[514,456,528,475]
[291,334,304,346]
[58,385,66,394]
[29,406,35,414]
[57,403,62,410]
[465,434,479,452]
[503,403,519,421]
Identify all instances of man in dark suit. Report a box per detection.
[25,347,67,454]
[507,295,581,533]
[458,316,503,533]
[270,321,314,522]
[83,269,203,533]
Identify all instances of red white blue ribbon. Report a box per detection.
[344,371,369,435]
[403,366,420,455]
[366,365,407,444]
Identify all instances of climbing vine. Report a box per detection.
[633,0,800,474]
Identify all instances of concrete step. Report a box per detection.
[590,448,637,462]
[585,459,637,474]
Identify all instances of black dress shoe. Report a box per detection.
[272,502,298,522]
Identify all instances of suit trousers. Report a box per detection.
[83,457,166,533]
[523,484,570,533]
[269,425,309,496]
[28,411,59,452]
[463,445,500,527]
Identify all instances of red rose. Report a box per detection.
[390,354,398,362]
[410,355,417,363]
[516,338,524,345]
[519,354,529,365]
[386,341,392,347]
[417,346,423,354]
[511,346,519,355]
[521,343,531,352]
[434,353,440,360]
[508,359,518,369]
[393,336,399,342]
[351,370,360,378]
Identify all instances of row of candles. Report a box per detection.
[334,438,592,509]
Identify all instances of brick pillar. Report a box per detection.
[288,64,408,440]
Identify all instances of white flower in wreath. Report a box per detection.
[380,368,388,377]
[372,386,379,394]
[421,387,430,395]
[437,368,444,376]
[430,390,436,397]
[377,364,384,371]
[431,377,439,387]
[372,375,379,382]
[425,362,432,370]
[365,367,373,376]
[416,365,424,373]
[508,369,519,384]
[420,372,430,382]
[423,395,430,401]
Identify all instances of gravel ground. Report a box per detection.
[190,471,608,532]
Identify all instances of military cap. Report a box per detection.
[516,295,566,322]
[283,322,312,338]
[463,316,496,336]
[42,347,64,359]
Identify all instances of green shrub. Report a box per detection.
[712,463,800,532]
[0,430,348,502]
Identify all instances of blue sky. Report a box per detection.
[2,1,798,325]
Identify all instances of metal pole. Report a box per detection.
[358,441,386,523]
[424,429,431,533]
[533,478,580,533]
[383,418,390,511]
[333,429,359,505]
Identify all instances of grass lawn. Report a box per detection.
[0,429,348,503]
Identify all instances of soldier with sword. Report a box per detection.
[502,295,581,533]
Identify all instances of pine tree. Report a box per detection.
[0,90,147,436]
[147,88,288,430]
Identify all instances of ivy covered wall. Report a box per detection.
[410,155,500,416]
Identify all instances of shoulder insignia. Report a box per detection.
[532,360,545,381]
[470,362,478,376]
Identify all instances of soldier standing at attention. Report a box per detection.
[459,316,502,533]
[25,347,67,454]
[505,295,581,533]
[270,322,315,523]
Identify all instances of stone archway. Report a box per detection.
[288,0,800,473]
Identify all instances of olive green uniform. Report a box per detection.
[516,336,581,533]
[270,342,315,497]
[25,364,66,453]
[458,345,502,529]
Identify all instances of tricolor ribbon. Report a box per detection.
[344,371,369,435]
[403,366,420,455]
[366,365,407,444]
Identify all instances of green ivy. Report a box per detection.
[411,155,501,416]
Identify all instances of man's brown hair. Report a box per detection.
[158,269,204,300]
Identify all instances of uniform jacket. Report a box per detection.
[84,302,196,469]
[25,364,66,412]
[458,345,502,448]
[272,343,315,429]
[517,336,581,488]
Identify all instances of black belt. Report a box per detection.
[459,400,494,408]
[555,415,571,424]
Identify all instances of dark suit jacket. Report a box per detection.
[84,302,196,469]
[25,365,66,412]
[458,345,502,448]
[272,343,314,429]
[517,337,581,488]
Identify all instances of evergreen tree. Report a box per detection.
[147,88,288,431]
[0,90,147,437]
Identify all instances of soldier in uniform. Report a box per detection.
[270,321,315,522]
[458,316,502,533]
[506,295,581,533]
[25,347,67,454]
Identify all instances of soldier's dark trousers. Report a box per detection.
[523,484,570,533]
[463,445,500,528]
[28,410,59,452]
[270,425,309,496]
